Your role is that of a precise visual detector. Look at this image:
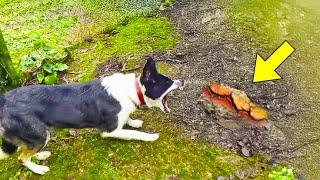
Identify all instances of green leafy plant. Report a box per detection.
[20,42,69,85]
[268,167,295,180]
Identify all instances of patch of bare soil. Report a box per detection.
[96,0,306,175]
[159,0,305,167]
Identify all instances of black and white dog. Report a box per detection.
[0,58,184,175]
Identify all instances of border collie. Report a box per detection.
[0,58,184,175]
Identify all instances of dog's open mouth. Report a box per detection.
[160,80,184,113]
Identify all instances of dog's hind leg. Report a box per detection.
[33,131,51,161]
[19,148,50,175]
[0,139,18,160]
[18,131,51,175]
[101,129,159,141]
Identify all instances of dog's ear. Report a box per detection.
[142,57,157,80]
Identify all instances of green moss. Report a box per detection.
[163,0,173,7]
[0,0,272,179]
[67,16,176,82]
[0,0,79,64]
[156,63,172,74]
[123,55,143,71]
[1,0,175,83]
[228,0,290,52]
[0,109,270,179]
[228,1,320,178]
[107,17,176,55]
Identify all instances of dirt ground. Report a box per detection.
[95,0,318,178]
[155,0,306,176]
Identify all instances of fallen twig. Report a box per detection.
[157,58,187,64]
[287,138,320,153]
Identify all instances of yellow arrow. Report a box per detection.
[253,41,295,83]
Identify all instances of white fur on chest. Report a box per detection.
[101,73,139,128]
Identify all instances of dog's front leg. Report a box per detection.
[101,129,159,141]
[127,118,143,128]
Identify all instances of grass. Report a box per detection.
[0,109,270,179]
[0,0,175,82]
[67,16,176,82]
[0,0,274,179]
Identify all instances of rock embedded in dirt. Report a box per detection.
[216,176,229,180]
[201,83,268,126]
[234,170,245,179]
[210,83,232,96]
[250,106,267,120]
[231,90,251,111]
[241,147,251,157]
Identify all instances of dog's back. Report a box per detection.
[2,79,121,130]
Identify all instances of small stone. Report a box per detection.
[241,147,251,157]
[234,170,246,179]
[250,106,267,120]
[84,36,93,43]
[268,159,277,167]
[69,129,79,137]
[284,109,296,116]
[238,141,245,147]
[231,91,250,111]
[175,52,185,59]
[216,176,228,180]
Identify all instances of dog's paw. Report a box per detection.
[26,163,50,175]
[33,165,50,175]
[144,133,159,141]
[35,151,51,160]
[128,119,144,128]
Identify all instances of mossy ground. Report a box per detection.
[0,109,270,179]
[1,0,273,179]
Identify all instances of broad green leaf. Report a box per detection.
[53,63,68,71]
[44,74,58,85]
[20,54,36,68]
[36,71,44,83]
[42,63,54,73]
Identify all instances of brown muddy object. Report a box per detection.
[202,83,268,127]
[250,106,267,121]
[231,90,251,111]
[210,83,232,96]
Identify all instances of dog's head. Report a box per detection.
[140,57,184,113]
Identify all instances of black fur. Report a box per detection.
[140,57,173,99]
[1,140,17,154]
[0,79,121,149]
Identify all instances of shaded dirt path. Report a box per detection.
[158,0,311,177]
